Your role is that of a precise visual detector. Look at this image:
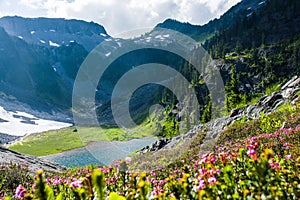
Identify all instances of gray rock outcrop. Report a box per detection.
[0,146,66,172]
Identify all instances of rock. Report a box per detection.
[230,108,240,118]
[257,95,268,106]
[282,88,295,98]
[261,93,283,108]
[291,97,299,105]
[281,76,298,90]
[0,146,66,173]
[0,133,20,145]
[246,104,256,116]
[0,118,8,123]
[288,77,300,88]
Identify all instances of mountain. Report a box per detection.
[0,16,109,51]
[1,2,300,199]
[156,0,267,42]
[203,0,300,109]
[156,0,300,116]
[0,0,299,134]
[0,16,109,113]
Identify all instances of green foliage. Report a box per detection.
[201,100,212,123]
[109,192,126,200]
[0,163,33,194]
[35,170,54,200]
[160,118,179,138]
[202,0,300,116]
[92,169,105,200]
[225,66,241,113]
[265,84,281,95]
[259,112,282,133]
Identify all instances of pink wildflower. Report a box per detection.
[70,180,83,188]
[208,177,217,186]
[15,185,26,199]
[247,149,256,156]
[199,168,206,175]
[286,154,292,160]
[210,156,217,163]
[197,178,205,190]
[125,157,132,163]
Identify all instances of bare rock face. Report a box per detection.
[0,133,20,145]
[0,146,66,173]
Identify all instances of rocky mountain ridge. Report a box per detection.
[0,16,109,51]
[156,0,266,41]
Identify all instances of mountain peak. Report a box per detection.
[0,16,110,51]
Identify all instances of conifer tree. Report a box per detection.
[225,66,241,113]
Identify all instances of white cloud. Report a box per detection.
[20,0,45,9]
[0,0,241,36]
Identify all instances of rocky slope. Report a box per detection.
[0,146,65,172]
[138,75,300,154]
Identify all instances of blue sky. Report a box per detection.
[0,0,241,36]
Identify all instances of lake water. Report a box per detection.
[41,137,157,167]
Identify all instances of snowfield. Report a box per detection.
[0,106,72,136]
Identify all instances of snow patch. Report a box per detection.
[0,106,71,136]
[49,40,60,47]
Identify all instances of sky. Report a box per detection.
[0,0,241,37]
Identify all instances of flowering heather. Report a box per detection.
[14,185,26,199]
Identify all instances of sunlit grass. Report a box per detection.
[7,119,157,156]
